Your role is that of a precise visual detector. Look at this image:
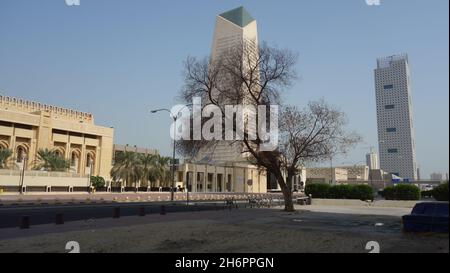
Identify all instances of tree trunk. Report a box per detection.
[281,184,295,212]
[275,172,295,212]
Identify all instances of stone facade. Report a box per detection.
[176,162,267,193]
[0,95,114,178]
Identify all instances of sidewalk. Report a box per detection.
[0,192,282,206]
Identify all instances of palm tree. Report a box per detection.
[110,151,143,187]
[139,154,157,188]
[35,149,70,171]
[110,152,172,189]
[148,154,172,188]
[0,148,12,169]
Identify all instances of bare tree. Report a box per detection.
[177,42,360,211]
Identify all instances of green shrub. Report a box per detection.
[383,184,421,200]
[305,183,331,198]
[91,176,106,189]
[328,185,353,199]
[350,185,374,201]
[432,182,449,201]
[305,183,374,200]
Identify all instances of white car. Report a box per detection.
[421,185,434,191]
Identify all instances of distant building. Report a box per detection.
[306,167,348,185]
[113,144,158,159]
[430,173,444,181]
[340,165,370,181]
[306,165,370,185]
[374,54,418,180]
[366,150,379,170]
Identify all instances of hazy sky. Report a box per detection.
[0,0,448,178]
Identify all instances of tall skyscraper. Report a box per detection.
[211,6,258,64]
[195,6,258,163]
[374,54,418,180]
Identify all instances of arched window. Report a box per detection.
[71,152,77,166]
[16,147,24,163]
[86,153,95,167]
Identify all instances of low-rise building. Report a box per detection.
[430,173,445,181]
[0,95,114,178]
[306,167,348,185]
[339,165,370,181]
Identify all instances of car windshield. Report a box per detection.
[412,203,426,214]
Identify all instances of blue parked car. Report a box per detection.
[402,202,449,233]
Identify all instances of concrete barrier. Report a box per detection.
[20,216,30,229]
[113,207,120,218]
[139,206,146,217]
[55,213,64,225]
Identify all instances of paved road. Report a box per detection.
[1,208,447,253]
[0,201,246,229]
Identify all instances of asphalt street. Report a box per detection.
[0,201,244,229]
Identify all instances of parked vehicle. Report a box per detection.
[420,184,434,191]
[402,202,449,233]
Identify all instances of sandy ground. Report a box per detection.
[0,205,448,253]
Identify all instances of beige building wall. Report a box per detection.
[0,96,114,179]
[177,162,267,193]
[306,167,348,184]
[339,165,370,181]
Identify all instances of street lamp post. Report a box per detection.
[330,156,333,185]
[88,158,93,193]
[19,156,27,194]
[150,108,178,203]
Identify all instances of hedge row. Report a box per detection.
[305,184,374,201]
[432,182,449,201]
[381,184,421,200]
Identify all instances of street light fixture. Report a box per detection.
[150,105,192,203]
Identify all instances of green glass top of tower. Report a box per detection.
[219,6,255,28]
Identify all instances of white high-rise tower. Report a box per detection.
[374,54,418,180]
[195,6,258,164]
[211,6,258,63]
[366,149,379,170]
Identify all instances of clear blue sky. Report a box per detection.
[0,0,448,178]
